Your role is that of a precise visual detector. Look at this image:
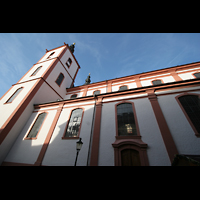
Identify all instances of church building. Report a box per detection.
[0,43,200,166]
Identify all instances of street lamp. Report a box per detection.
[74,138,83,166]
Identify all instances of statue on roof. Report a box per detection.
[69,43,75,53]
[84,73,91,85]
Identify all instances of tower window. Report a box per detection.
[31,66,42,76]
[25,112,47,139]
[5,87,23,103]
[66,58,72,68]
[55,73,64,86]
[152,79,162,85]
[47,52,55,59]
[193,72,200,78]
[64,108,83,138]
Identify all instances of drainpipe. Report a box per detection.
[86,94,97,166]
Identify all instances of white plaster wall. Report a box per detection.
[0,97,35,164]
[161,75,175,83]
[158,91,200,155]
[178,72,195,80]
[0,80,38,128]
[42,104,95,166]
[98,102,116,166]
[45,61,72,98]
[98,98,171,166]
[18,59,54,83]
[34,81,62,104]
[133,98,171,166]
[4,109,57,164]
[140,79,152,87]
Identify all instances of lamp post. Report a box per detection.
[74,138,83,166]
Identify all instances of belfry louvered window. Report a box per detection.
[178,95,200,133]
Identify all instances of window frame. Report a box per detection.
[93,90,101,95]
[46,51,55,59]
[4,87,23,104]
[30,66,42,76]
[70,94,78,99]
[66,58,72,68]
[192,72,200,79]
[24,112,48,140]
[118,85,128,91]
[175,93,200,137]
[55,73,65,87]
[115,101,141,139]
[62,107,85,140]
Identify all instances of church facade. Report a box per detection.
[1,43,200,166]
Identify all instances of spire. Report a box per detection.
[69,43,76,53]
[84,73,91,85]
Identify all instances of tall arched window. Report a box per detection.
[116,103,137,136]
[178,95,200,134]
[25,112,47,139]
[64,108,83,138]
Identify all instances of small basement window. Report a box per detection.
[152,80,162,85]
[70,94,77,99]
[119,85,128,91]
[194,73,200,78]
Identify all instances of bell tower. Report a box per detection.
[0,43,80,164]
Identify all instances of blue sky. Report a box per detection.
[0,33,200,98]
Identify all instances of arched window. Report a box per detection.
[55,73,64,86]
[25,112,47,139]
[119,85,128,91]
[5,87,23,103]
[31,66,42,76]
[178,95,200,134]
[116,103,137,136]
[193,72,200,78]
[47,52,55,59]
[152,79,162,85]
[64,108,83,138]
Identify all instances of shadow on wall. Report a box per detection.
[2,104,97,166]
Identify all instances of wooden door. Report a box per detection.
[121,149,141,166]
